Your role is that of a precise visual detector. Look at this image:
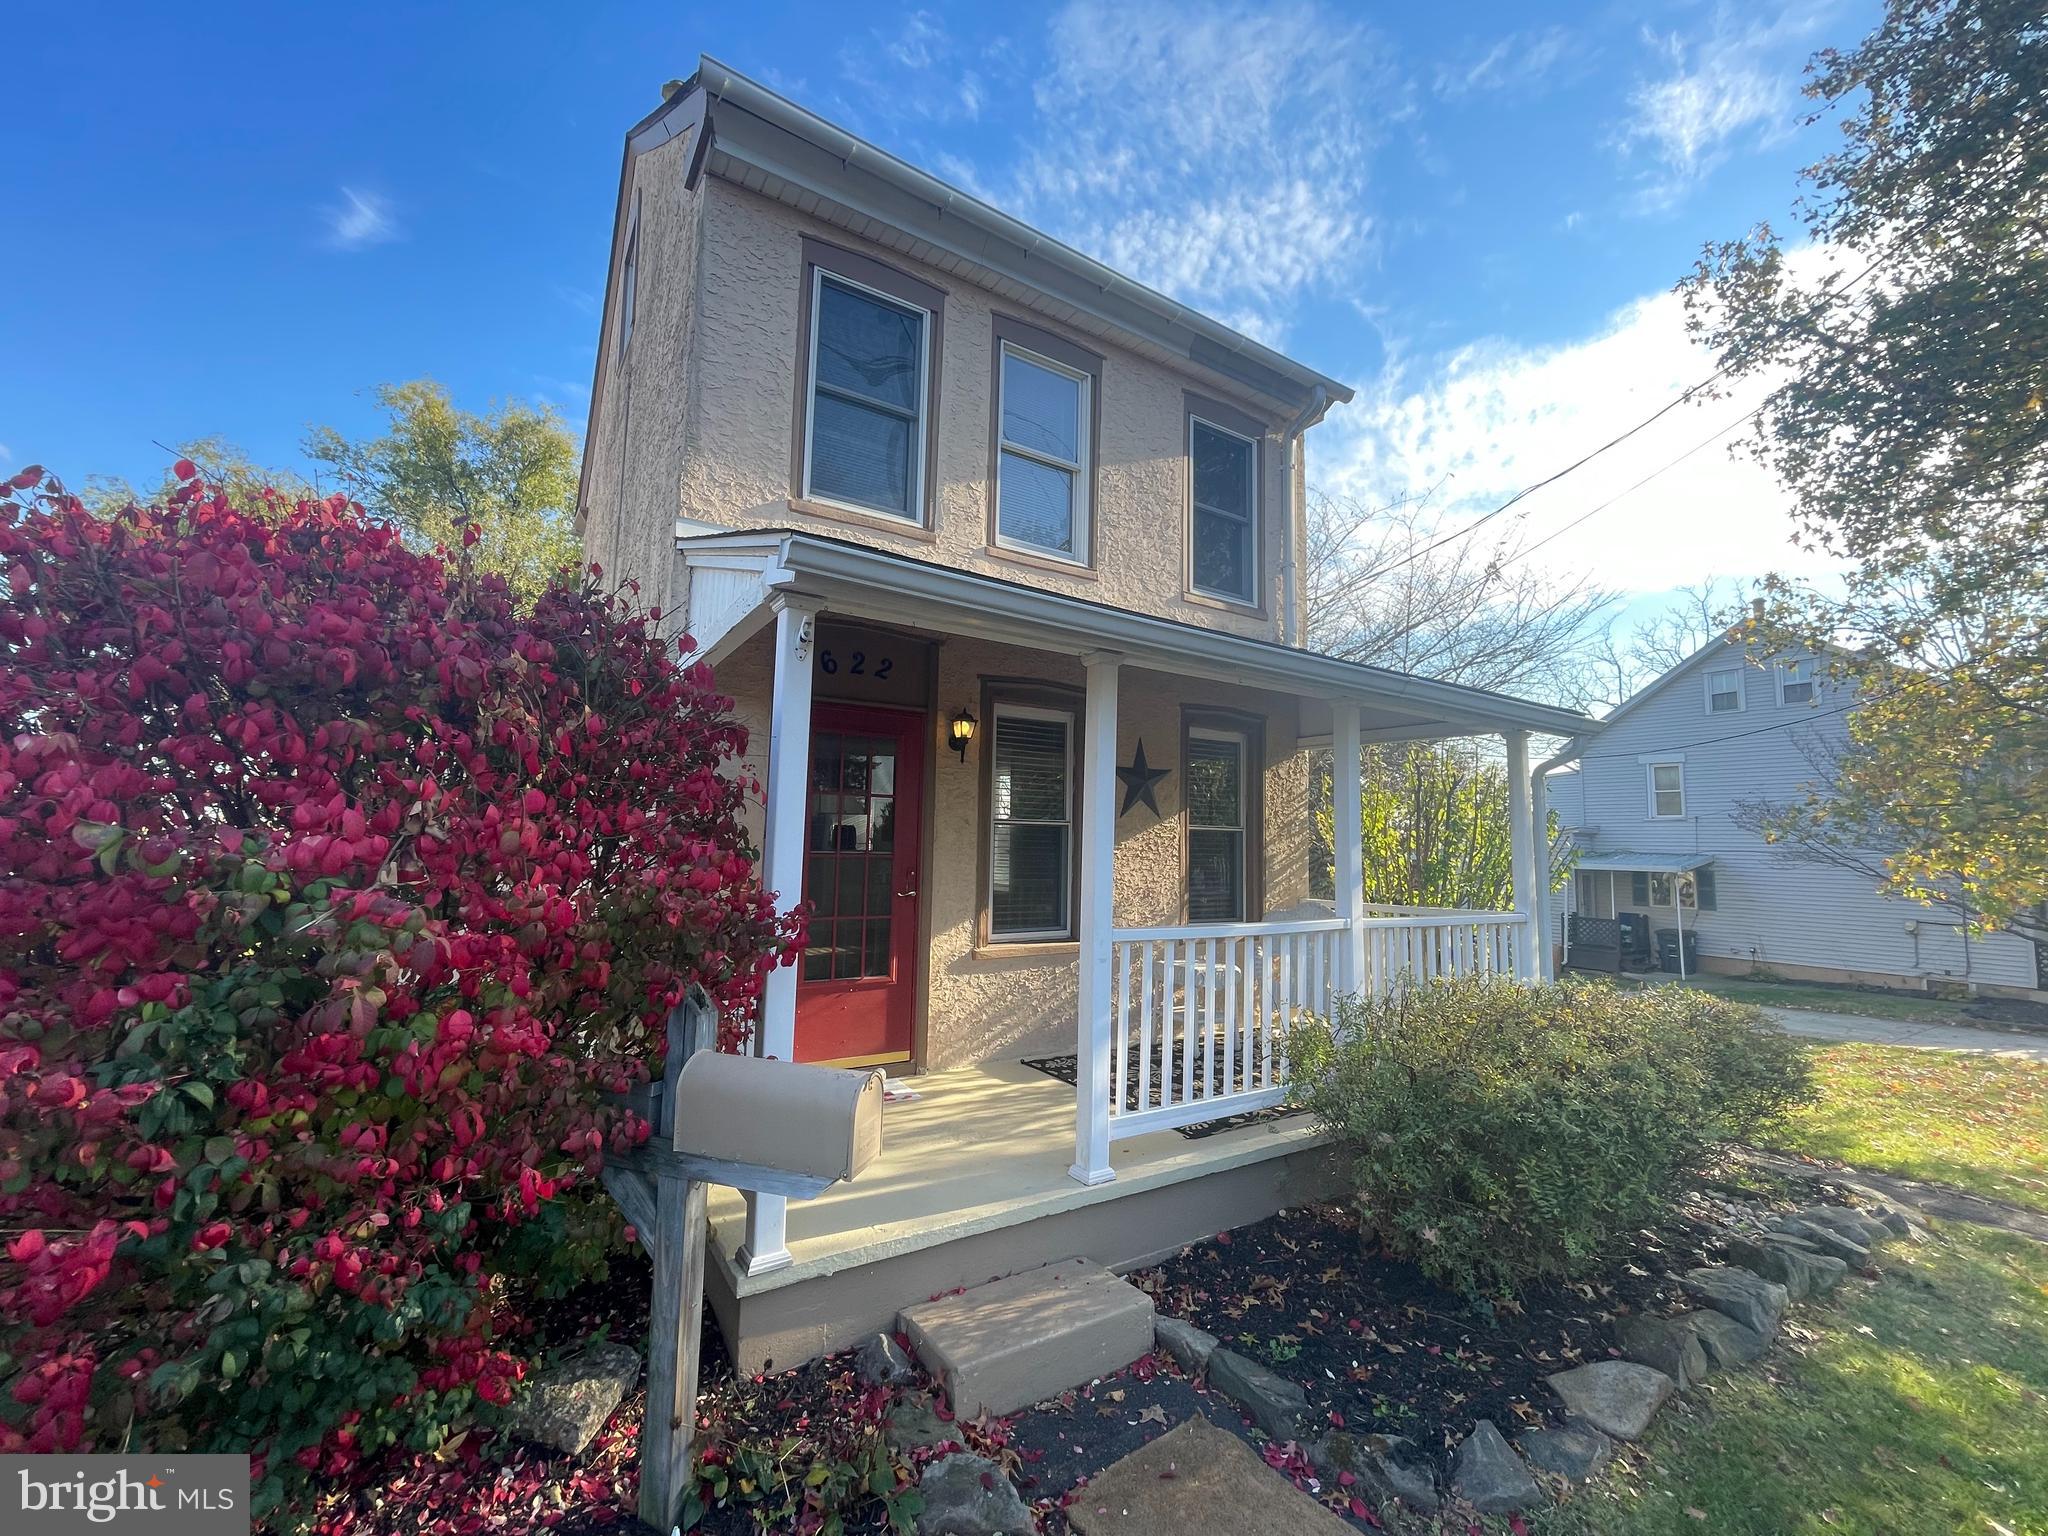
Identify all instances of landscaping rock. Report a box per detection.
[1544,1360,1675,1441]
[1516,1420,1614,1483]
[1070,1416,1358,1536]
[1207,1347,1309,1441]
[1679,1309,1770,1368]
[1450,1419,1541,1514]
[1805,1253,1850,1294]
[857,1332,918,1387]
[504,1341,639,1455]
[1780,1219,1871,1266]
[886,1395,954,1453]
[1614,1314,1709,1390]
[1800,1205,1889,1247]
[1153,1315,1219,1374]
[1309,1431,1439,1512]
[916,1453,1032,1536]
[1680,1266,1788,1338]
[1725,1235,1819,1300]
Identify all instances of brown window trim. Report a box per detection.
[1183,391,1270,617]
[1180,706,1265,924]
[975,677,1086,948]
[986,313,1104,571]
[790,236,947,532]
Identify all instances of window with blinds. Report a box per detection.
[1186,729,1247,922]
[989,705,1073,939]
[804,271,928,520]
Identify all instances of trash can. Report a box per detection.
[1656,928,1700,974]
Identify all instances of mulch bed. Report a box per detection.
[312,1175,1792,1535]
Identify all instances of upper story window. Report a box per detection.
[804,271,930,521]
[995,341,1091,562]
[1778,656,1817,705]
[1704,666,1745,714]
[618,195,639,357]
[1646,761,1686,819]
[1188,406,1260,607]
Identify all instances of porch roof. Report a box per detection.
[678,527,1597,742]
[1572,851,1716,875]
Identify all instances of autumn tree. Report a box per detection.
[1679,0,2047,945]
[306,380,581,603]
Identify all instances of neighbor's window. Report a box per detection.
[804,269,929,521]
[1648,762,1685,818]
[996,344,1090,561]
[1705,667,1744,714]
[1189,417,1258,604]
[1779,657,1817,705]
[989,705,1073,940]
[1186,729,1248,922]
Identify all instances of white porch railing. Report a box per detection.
[1101,910,1527,1142]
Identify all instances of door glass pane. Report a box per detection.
[815,279,921,411]
[833,922,863,981]
[803,937,833,982]
[811,736,842,789]
[806,857,838,917]
[870,795,895,851]
[998,450,1076,554]
[868,752,895,794]
[866,855,892,915]
[862,918,891,978]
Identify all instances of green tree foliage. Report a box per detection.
[306,380,582,603]
[1679,0,2046,944]
[1316,743,1544,910]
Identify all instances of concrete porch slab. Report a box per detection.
[900,1259,1155,1419]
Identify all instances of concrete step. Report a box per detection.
[898,1258,1156,1418]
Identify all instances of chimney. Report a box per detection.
[1751,597,1765,622]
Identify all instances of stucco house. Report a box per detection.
[1537,630,2040,994]
[578,59,1594,1371]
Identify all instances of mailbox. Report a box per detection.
[668,1052,884,1196]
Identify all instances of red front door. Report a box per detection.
[796,703,924,1064]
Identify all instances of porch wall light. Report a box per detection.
[949,707,977,763]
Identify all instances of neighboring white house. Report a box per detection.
[1538,633,2040,995]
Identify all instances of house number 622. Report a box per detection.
[817,649,893,679]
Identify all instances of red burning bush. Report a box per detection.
[0,465,794,1522]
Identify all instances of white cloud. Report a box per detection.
[1317,279,1842,597]
[1434,25,1577,100]
[323,187,400,249]
[841,12,989,123]
[0,443,12,464]
[1612,4,1831,210]
[1004,0,1404,343]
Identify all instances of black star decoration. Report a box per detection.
[1116,739,1170,818]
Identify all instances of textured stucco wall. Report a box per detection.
[580,127,703,628]
[681,179,1298,642]
[711,630,1310,1070]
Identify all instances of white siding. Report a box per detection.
[1552,642,2037,988]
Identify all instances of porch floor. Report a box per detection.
[704,1057,1328,1299]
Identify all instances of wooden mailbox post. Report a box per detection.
[600,988,885,1529]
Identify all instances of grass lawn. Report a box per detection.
[1536,1222,2048,1536]
[1680,974,1991,1024]
[1762,1043,2048,1214]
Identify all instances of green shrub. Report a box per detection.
[1288,976,1814,1298]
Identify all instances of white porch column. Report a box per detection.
[1070,650,1120,1187]
[1530,764,1554,981]
[1331,701,1366,997]
[738,591,821,1276]
[1505,730,1538,981]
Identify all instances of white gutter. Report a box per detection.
[1279,385,1329,646]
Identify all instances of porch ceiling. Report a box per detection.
[678,527,1597,743]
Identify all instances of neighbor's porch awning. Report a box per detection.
[1571,852,1716,875]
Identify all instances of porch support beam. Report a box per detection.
[1530,764,1555,981]
[1505,731,1537,981]
[1330,700,1366,998]
[1070,650,1121,1187]
[738,591,823,1277]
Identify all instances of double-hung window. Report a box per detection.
[1647,761,1686,819]
[803,268,930,521]
[1778,657,1817,705]
[1704,666,1744,714]
[988,705,1073,941]
[1189,415,1258,605]
[995,342,1090,561]
[1186,728,1248,922]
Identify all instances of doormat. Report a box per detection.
[1017,1047,1301,1141]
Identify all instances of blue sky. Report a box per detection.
[2,1,1872,609]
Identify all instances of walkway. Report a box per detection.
[1765,1006,2048,1062]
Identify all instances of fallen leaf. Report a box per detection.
[1137,1404,1168,1425]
